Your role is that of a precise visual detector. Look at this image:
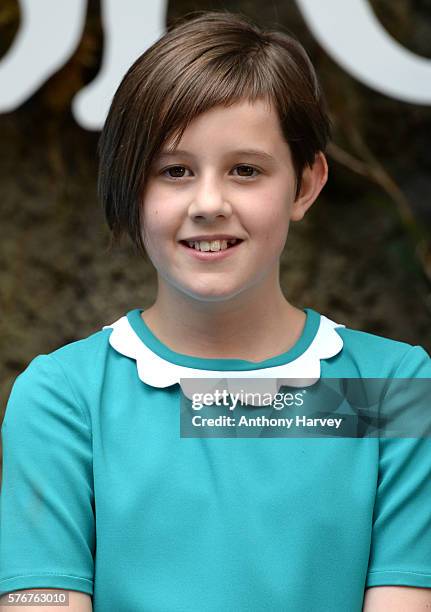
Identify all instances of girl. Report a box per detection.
[1,10,431,612]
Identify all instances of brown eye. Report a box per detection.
[234,165,259,178]
[163,166,190,179]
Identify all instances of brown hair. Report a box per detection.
[98,9,331,257]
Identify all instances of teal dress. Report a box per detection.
[1,307,431,611]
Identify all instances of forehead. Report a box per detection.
[162,98,288,156]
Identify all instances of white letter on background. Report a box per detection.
[72,0,167,131]
[2,0,429,128]
[0,0,86,113]
[296,0,431,105]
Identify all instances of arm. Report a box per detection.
[363,586,431,611]
[363,348,431,602]
[0,355,95,599]
[0,589,92,612]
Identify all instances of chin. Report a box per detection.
[180,283,252,303]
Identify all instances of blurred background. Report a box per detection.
[1,0,431,412]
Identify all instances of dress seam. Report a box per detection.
[368,569,431,576]
[48,354,92,431]
[0,572,92,582]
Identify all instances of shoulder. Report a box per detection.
[5,324,115,430]
[321,313,431,377]
[47,328,112,374]
[16,325,112,385]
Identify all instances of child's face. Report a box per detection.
[141,98,326,304]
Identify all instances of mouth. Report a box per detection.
[178,238,244,261]
[179,239,244,252]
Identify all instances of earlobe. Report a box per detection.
[290,152,328,222]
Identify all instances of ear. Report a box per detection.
[290,152,328,222]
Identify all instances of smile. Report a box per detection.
[179,239,244,261]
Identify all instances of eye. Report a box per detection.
[161,166,192,179]
[159,164,261,180]
[232,165,260,178]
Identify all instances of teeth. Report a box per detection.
[186,239,238,252]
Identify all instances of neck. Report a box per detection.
[141,275,306,362]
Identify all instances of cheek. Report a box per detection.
[261,226,290,257]
[140,197,162,255]
[141,190,165,236]
[251,192,291,244]
[140,197,181,264]
[141,182,184,232]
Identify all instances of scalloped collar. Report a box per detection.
[102,308,345,403]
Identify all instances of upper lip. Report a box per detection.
[180,235,242,242]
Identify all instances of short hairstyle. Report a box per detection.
[98,9,331,257]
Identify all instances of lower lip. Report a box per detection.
[179,241,243,261]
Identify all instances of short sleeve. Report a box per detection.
[0,354,95,596]
[365,345,431,588]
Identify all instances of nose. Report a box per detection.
[188,172,232,221]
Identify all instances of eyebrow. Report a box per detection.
[157,148,276,163]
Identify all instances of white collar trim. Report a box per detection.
[102,312,345,403]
